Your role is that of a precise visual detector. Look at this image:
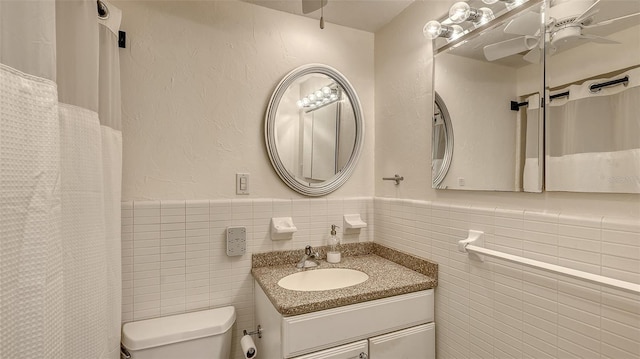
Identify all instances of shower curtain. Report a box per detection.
[522,93,541,192]
[0,1,122,358]
[547,67,640,193]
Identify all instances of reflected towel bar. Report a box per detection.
[459,230,640,295]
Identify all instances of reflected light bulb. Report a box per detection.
[423,20,443,39]
[477,7,495,25]
[322,86,331,95]
[322,98,330,104]
[449,2,471,24]
[302,98,310,105]
[330,93,338,100]
[309,103,316,108]
[448,25,464,41]
[296,100,304,108]
[315,101,322,106]
[315,90,323,98]
[482,0,499,4]
[308,94,316,102]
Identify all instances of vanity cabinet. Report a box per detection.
[255,284,435,359]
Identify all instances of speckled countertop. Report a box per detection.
[252,243,438,316]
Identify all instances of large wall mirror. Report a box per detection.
[265,64,364,196]
[431,0,544,192]
[545,0,640,193]
[429,0,638,193]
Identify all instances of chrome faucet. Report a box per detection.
[296,245,320,269]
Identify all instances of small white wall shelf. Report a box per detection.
[343,214,367,234]
[271,217,297,240]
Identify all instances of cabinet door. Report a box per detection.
[368,323,435,359]
[291,340,368,359]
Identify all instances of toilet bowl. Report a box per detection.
[121,306,236,359]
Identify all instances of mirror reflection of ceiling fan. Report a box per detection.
[483,0,640,63]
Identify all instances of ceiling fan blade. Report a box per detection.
[504,11,541,35]
[483,36,539,61]
[523,47,541,63]
[301,0,328,14]
[578,34,620,44]
[583,12,640,29]
[573,0,601,24]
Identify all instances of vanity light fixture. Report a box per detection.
[482,0,527,10]
[296,86,340,112]
[423,20,464,40]
[449,2,494,25]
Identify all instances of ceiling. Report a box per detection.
[240,0,415,33]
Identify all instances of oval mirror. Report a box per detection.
[265,64,364,196]
[432,92,453,189]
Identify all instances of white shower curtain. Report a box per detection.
[0,1,122,358]
[547,67,640,193]
[522,93,541,193]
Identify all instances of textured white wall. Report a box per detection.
[116,0,374,200]
[374,0,640,218]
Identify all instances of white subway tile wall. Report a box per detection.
[123,197,638,358]
[374,198,640,359]
[121,198,373,359]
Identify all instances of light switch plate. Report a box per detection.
[236,173,250,195]
[226,226,246,256]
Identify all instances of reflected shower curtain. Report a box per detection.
[0,1,122,358]
[522,93,541,192]
[547,67,640,193]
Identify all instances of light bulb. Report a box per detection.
[482,0,499,4]
[322,98,330,104]
[322,86,331,95]
[449,2,471,24]
[505,0,525,10]
[309,103,316,108]
[448,25,465,41]
[315,90,323,98]
[296,100,304,108]
[477,7,494,25]
[423,20,443,39]
[302,98,310,105]
[308,94,316,102]
[315,101,322,106]
[330,93,338,100]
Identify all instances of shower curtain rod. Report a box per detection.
[511,74,632,111]
[589,75,629,93]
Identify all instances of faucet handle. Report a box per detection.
[304,245,313,256]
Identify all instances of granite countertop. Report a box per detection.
[251,243,438,316]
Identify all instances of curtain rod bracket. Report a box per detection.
[510,100,529,112]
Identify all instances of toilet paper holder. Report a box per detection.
[243,325,262,339]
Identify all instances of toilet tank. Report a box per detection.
[121,306,236,359]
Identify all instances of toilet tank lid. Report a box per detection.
[121,306,236,351]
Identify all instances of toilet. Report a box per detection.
[121,306,236,359]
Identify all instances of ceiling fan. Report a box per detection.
[302,0,329,28]
[302,0,328,14]
[483,0,640,63]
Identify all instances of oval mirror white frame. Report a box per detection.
[265,64,364,196]
[433,92,454,189]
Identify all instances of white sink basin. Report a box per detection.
[278,268,369,291]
